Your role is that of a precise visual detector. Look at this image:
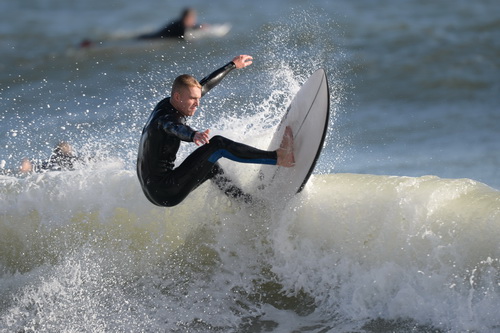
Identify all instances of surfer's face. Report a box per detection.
[173,86,202,117]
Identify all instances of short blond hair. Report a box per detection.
[171,74,201,95]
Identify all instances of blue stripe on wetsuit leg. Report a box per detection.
[208,149,276,165]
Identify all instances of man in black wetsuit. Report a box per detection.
[136,55,295,207]
[137,8,199,40]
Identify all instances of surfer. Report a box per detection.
[1,141,80,176]
[80,8,199,48]
[136,55,295,207]
[137,7,201,40]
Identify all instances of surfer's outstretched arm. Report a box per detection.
[200,55,253,96]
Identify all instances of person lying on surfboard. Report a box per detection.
[136,55,295,207]
[80,8,202,48]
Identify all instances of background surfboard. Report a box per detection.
[74,24,232,53]
[185,23,232,41]
[256,68,330,199]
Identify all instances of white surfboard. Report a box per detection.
[185,24,232,41]
[256,69,330,199]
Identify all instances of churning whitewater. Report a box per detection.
[1,167,500,332]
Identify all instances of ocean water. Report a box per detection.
[1,0,500,332]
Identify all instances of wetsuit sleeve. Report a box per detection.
[199,61,237,96]
[159,118,196,142]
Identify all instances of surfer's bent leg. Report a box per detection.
[155,136,275,205]
[205,135,277,165]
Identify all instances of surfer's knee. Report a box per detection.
[209,135,227,148]
[210,135,224,142]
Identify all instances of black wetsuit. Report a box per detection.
[137,19,195,40]
[136,61,278,207]
[41,148,77,171]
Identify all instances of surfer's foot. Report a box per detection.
[276,126,295,167]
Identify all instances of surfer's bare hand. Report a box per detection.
[194,129,210,146]
[232,55,253,69]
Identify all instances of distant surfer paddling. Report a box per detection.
[136,55,295,207]
[80,8,204,48]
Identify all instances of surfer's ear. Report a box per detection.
[172,91,180,101]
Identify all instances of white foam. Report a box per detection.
[267,173,500,331]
